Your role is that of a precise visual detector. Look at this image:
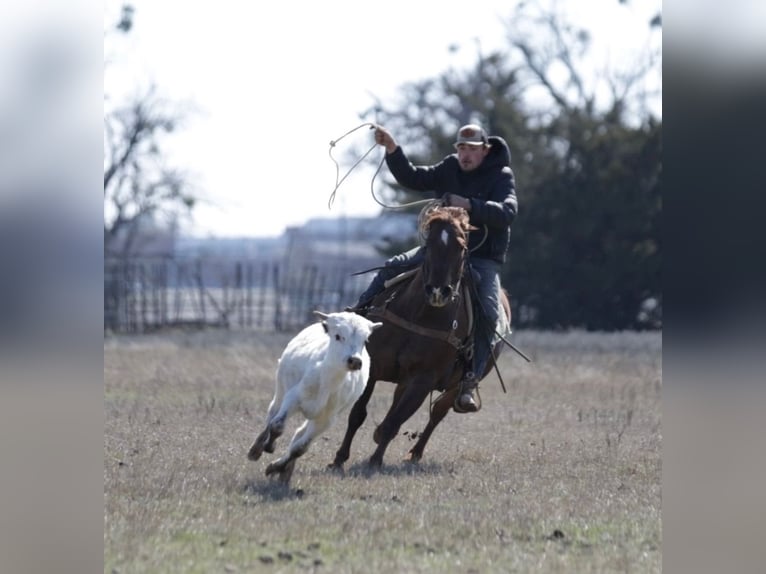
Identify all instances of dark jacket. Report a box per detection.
[385,136,518,263]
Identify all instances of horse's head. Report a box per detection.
[421,207,471,308]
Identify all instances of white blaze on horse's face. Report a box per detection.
[423,218,464,308]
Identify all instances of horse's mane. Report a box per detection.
[423,206,471,250]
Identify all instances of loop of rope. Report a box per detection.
[327,123,377,210]
[327,123,435,212]
[469,225,489,253]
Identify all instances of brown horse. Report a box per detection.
[329,206,511,470]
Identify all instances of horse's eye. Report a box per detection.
[335,334,341,341]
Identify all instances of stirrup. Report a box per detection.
[454,373,480,413]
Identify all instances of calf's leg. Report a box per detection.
[247,385,299,461]
[266,416,332,484]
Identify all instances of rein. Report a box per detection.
[367,303,466,351]
[366,276,471,352]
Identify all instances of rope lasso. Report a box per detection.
[327,123,490,255]
[327,122,378,210]
[327,123,434,212]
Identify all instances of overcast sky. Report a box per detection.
[104,0,663,239]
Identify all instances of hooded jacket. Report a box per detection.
[384,135,518,264]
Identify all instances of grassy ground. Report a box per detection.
[104,328,661,573]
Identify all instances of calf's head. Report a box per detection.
[314,311,382,371]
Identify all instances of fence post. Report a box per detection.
[273,263,282,331]
[256,262,267,328]
[196,260,206,323]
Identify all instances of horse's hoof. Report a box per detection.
[327,462,345,476]
[404,451,421,463]
[265,462,279,476]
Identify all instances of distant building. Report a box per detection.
[174,235,288,262]
[283,213,418,269]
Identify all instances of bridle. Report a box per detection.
[421,212,470,306]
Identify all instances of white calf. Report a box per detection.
[247,311,382,483]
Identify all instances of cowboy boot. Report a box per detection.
[346,272,389,315]
[456,371,479,413]
[344,294,375,315]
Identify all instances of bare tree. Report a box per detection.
[104,4,196,257]
[104,87,195,256]
[508,0,661,124]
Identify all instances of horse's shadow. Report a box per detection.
[339,459,447,478]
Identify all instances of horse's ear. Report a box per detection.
[370,322,384,331]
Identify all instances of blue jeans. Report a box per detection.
[355,251,501,381]
[468,257,501,379]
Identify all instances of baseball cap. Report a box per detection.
[454,124,488,147]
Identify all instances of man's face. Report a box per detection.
[456,144,489,172]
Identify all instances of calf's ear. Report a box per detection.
[313,310,330,333]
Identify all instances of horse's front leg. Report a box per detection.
[329,378,377,472]
[369,378,431,469]
[373,384,406,444]
[406,388,456,462]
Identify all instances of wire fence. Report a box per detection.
[104,257,373,333]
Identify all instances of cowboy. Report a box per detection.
[349,124,518,412]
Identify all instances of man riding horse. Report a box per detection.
[348,123,518,412]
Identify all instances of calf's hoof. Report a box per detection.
[248,430,272,461]
[266,461,294,484]
[247,443,263,461]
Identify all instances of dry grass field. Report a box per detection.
[104,328,661,573]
